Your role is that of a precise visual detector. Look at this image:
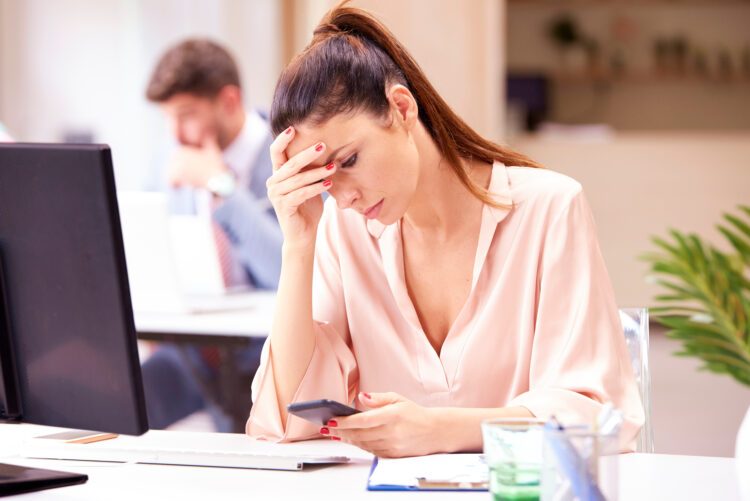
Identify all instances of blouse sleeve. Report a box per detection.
[507,187,645,452]
[246,199,359,441]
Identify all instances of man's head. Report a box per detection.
[146,39,244,149]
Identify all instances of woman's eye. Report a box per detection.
[341,153,357,168]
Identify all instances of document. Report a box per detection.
[367,453,488,491]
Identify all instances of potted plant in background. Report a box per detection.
[643,205,750,499]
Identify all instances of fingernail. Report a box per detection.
[327,420,338,427]
[331,436,341,441]
[323,180,332,188]
[319,427,329,435]
[285,127,292,135]
[315,142,324,152]
[325,162,335,170]
[362,392,371,399]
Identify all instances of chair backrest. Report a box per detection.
[619,308,654,453]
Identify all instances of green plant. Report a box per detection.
[643,206,750,387]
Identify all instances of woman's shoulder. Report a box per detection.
[504,165,584,209]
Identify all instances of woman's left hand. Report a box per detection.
[323,392,448,458]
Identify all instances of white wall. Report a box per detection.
[0,0,507,192]
[0,0,281,190]
[288,0,506,142]
[510,131,750,308]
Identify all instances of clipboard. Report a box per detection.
[366,455,489,491]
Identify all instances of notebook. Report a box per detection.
[22,430,372,471]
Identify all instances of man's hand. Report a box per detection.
[168,134,228,189]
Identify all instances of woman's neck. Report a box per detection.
[402,123,492,241]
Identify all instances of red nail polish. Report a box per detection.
[319,427,329,435]
[285,127,292,135]
[331,436,341,441]
[323,180,332,188]
[325,162,335,170]
[328,420,338,427]
[363,393,371,399]
[315,142,324,152]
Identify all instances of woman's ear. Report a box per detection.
[386,84,418,131]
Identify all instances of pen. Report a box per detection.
[544,418,606,501]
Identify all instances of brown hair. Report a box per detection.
[146,39,241,102]
[270,3,543,208]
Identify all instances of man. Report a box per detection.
[141,39,281,431]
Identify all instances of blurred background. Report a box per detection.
[1,0,748,456]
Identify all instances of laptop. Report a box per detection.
[117,191,255,313]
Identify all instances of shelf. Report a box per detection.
[547,70,750,85]
[509,0,750,5]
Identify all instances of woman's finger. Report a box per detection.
[269,126,295,171]
[276,179,332,215]
[330,424,387,443]
[275,141,327,181]
[332,406,395,431]
[272,164,336,198]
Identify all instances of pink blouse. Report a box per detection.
[247,163,645,451]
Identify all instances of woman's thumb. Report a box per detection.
[358,391,403,408]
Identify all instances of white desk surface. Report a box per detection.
[134,291,275,338]
[0,424,741,501]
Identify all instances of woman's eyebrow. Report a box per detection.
[319,141,354,166]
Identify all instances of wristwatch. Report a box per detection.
[206,172,237,197]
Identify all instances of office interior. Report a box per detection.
[1,0,749,465]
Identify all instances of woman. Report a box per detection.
[247,4,644,457]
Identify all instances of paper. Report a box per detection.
[367,453,488,491]
[169,215,225,296]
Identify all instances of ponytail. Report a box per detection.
[271,2,543,209]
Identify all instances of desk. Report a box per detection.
[0,424,741,500]
[134,291,275,432]
[134,290,276,342]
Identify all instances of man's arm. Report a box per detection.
[212,191,282,290]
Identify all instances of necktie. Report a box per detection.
[211,220,234,288]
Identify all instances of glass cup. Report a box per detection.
[482,418,546,501]
[540,426,619,501]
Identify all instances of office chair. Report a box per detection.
[619,308,654,453]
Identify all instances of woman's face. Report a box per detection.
[286,108,420,225]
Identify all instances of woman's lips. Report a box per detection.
[364,199,384,220]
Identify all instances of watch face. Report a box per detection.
[208,172,236,196]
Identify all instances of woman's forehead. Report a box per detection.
[286,112,373,158]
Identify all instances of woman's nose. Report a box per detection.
[330,182,358,210]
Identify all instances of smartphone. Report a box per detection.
[286,399,361,426]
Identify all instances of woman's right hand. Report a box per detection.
[266,127,336,251]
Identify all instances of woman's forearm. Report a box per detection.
[268,243,317,424]
[436,406,535,453]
